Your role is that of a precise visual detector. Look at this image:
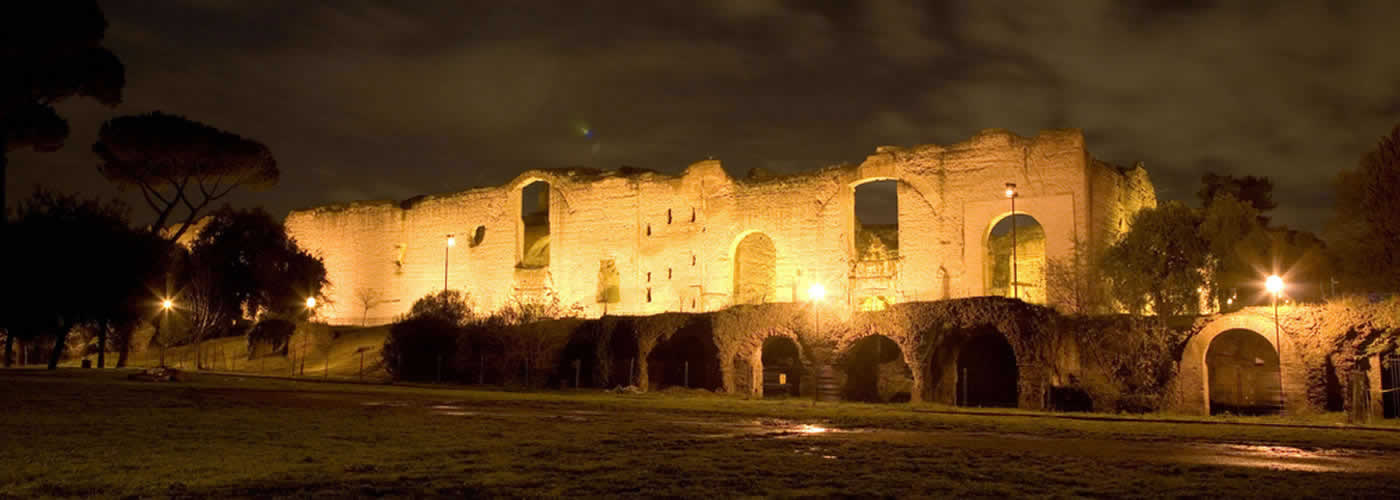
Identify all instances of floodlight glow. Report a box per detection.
[1004,182,1017,198]
[1265,275,1283,296]
[161,299,173,310]
[306,297,317,309]
[447,234,456,247]
[807,283,826,302]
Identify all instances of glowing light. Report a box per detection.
[306,297,317,309]
[1004,182,1017,198]
[161,299,173,310]
[807,283,826,302]
[447,234,456,247]
[795,424,828,434]
[1265,275,1284,296]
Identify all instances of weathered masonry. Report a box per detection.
[285,129,1155,325]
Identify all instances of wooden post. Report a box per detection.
[629,357,635,387]
[684,361,690,388]
[574,359,581,389]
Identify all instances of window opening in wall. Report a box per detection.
[691,254,696,266]
[520,180,550,268]
[646,288,652,303]
[470,225,486,247]
[734,232,776,305]
[691,207,696,222]
[646,224,651,236]
[646,272,651,283]
[667,209,672,224]
[667,268,672,279]
[854,180,898,260]
[985,214,1046,303]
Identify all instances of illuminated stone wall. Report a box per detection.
[284,129,1157,325]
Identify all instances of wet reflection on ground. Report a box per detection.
[379,396,1400,474]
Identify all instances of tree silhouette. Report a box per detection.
[94,112,278,242]
[1,0,125,220]
[0,190,163,369]
[1330,124,1400,293]
[181,207,326,368]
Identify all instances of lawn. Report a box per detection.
[3,369,1399,498]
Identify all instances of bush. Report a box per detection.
[384,316,461,381]
[382,290,472,381]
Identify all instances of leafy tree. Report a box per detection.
[1,0,124,220]
[0,190,163,369]
[94,112,278,243]
[1197,193,1270,309]
[1330,124,1400,293]
[1102,201,1210,315]
[181,207,327,368]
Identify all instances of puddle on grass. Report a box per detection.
[1181,443,1394,473]
[682,419,860,440]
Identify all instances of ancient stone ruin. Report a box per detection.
[284,128,1397,418]
[286,128,1155,322]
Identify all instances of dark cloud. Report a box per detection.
[9,0,1399,234]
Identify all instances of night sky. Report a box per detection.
[10,1,1400,234]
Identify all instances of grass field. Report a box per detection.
[4,369,1400,497]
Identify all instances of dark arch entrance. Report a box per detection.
[646,320,720,391]
[761,337,802,398]
[1206,329,1281,415]
[956,330,1019,408]
[842,335,912,403]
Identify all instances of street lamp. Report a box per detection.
[157,298,173,367]
[1004,182,1019,300]
[305,296,317,309]
[444,234,456,291]
[1266,274,1285,412]
[806,283,826,336]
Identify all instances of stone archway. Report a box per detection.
[761,336,803,398]
[1176,311,1292,415]
[841,334,913,403]
[1206,329,1281,415]
[956,329,1019,408]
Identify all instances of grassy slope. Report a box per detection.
[4,370,1400,498]
[49,326,392,381]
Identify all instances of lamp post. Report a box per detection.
[806,283,825,404]
[1004,182,1018,300]
[1266,274,1285,412]
[444,234,456,291]
[807,283,826,331]
[157,299,173,367]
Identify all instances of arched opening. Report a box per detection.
[646,319,720,391]
[842,335,912,403]
[1206,329,1281,415]
[985,214,1046,303]
[854,180,898,260]
[733,232,776,305]
[519,180,550,268]
[761,337,802,398]
[1381,352,1399,418]
[956,329,1019,408]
